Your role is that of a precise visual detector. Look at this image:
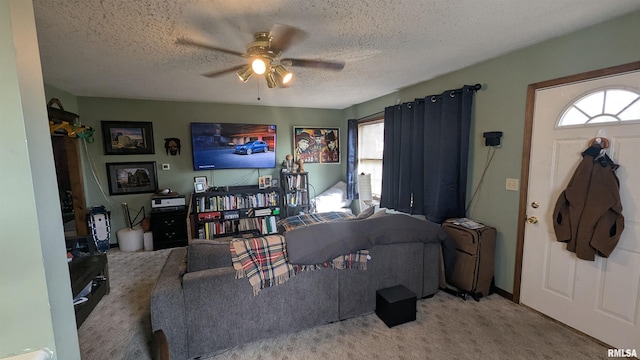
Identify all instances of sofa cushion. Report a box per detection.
[277,211,354,233]
[285,213,447,265]
[356,205,376,219]
[187,240,233,273]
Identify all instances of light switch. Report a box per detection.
[505,178,519,191]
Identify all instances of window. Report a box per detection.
[558,88,640,127]
[357,118,384,199]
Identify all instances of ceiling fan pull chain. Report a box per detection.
[257,77,260,101]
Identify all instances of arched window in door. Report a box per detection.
[557,88,640,127]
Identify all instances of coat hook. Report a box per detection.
[589,128,610,148]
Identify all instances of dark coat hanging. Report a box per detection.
[552,145,624,261]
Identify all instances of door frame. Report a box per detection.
[65,135,88,236]
[52,132,88,237]
[512,60,640,303]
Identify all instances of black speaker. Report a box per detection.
[375,285,416,327]
[483,131,503,147]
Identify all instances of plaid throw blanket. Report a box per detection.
[277,211,355,233]
[230,235,296,295]
[230,231,368,295]
[277,211,368,272]
[292,251,369,273]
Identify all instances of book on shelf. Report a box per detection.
[195,191,280,212]
[197,215,280,240]
[285,173,306,191]
[254,208,273,216]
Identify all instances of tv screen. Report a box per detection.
[191,122,277,170]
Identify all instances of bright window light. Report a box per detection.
[558,88,640,127]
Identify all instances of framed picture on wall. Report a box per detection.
[194,176,208,186]
[258,175,272,189]
[293,127,340,164]
[106,161,158,195]
[101,121,155,155]
[194,182,207,193]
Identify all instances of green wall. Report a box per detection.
[1,1,79,359]
[347,11,640,292]
[44,84,79,113]
[74,98,345,235]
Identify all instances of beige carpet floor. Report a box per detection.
[77,248,610,360]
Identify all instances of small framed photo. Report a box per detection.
[106,161,158,195]
[271,179,279,188]
[194,182,206,193]
[194,176,207,185]
[101,121,155,155]
[258,175,272,189]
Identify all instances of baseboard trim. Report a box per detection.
[492,286,513,301]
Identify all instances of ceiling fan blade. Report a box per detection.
[280,58,345,71]
[176,37,246,58]
[269,24,308,54]
[201,65,245,78]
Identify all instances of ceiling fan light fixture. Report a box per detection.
[251,58,267,75]
[236,66,254,83]
[274,65,293,84]
[265,71,277,88]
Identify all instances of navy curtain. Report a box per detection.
[346,119,358,199]
[380,85,476,223]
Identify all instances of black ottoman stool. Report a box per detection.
[375,285,416,327]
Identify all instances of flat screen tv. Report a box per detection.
[191,122,277,170]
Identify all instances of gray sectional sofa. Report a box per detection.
[150,214,449,360]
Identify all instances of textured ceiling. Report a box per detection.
[33,0,640,109]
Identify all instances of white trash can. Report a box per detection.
[116,227,144,252]
[143,231,154,251]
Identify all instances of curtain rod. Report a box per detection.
[423,83,482,97]
[408,83,482,106]
[356,111,384,122]
[357,84,482,120]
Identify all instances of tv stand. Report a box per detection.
[68,253,109,328]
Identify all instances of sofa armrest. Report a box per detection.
[150,248,188,360]
[181,266,339,358]
[181,266,249,357]
[187,240,233,272]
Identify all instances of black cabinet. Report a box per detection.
[151,209,188,250]
[281,172,310,217]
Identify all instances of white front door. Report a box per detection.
[520,70,640,350]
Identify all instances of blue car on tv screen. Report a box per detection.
[234,140,268,155]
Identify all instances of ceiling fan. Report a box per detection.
[176,24,345,88]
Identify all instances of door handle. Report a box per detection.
[527,216,539,224]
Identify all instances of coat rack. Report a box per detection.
[47,98,94,142]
